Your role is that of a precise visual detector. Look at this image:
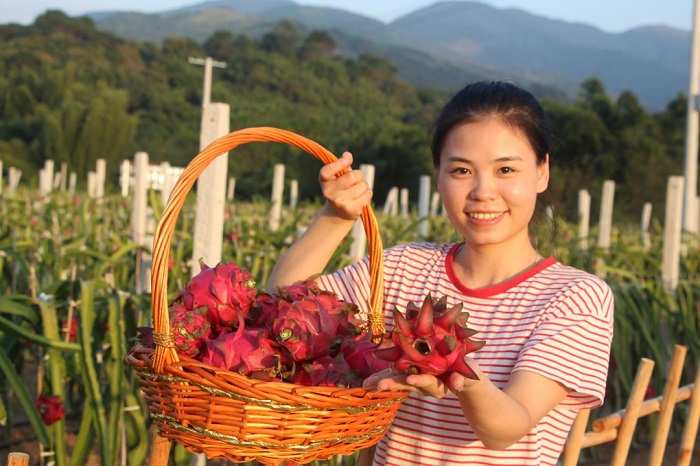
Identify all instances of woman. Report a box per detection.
[267,81,614,465]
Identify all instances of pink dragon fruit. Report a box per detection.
[200,327,286,380]
[272,294,361,362]
[298,353,363,388]
[169,303,212,357]
[246,290,280,329]
[176,259,257,330]
[339,332,390,379]
[374,294,485,383]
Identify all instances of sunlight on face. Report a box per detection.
[436,118,549,250]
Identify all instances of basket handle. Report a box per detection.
[150,127,385,372]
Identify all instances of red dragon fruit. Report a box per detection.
[246,290,280,329]
[374,294,485,384]
[339,332,390,379]
[272,293,362,362]
[169,303,212,357]
[176,259,257,330]
[199,327,287,380]
[298,353,363,388]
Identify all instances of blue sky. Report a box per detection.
[0,0,693,33]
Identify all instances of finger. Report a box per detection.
[319,152,353,182]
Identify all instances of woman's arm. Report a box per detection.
[364,359,568,451]
[266,152,372,290]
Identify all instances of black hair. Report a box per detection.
[431,81,557,250]
[430,81,551,168]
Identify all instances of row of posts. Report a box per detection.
[5,148,693,295]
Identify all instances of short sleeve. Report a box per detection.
[513,277,614,409]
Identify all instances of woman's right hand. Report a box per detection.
[319,152,373,222]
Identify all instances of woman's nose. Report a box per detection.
[469,175,497,201]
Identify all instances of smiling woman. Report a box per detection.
[267,80,614,465]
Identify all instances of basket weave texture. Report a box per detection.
[125,127,408,465]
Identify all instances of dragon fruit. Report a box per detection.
[169,303,212,357]
[246,290,280,329]
[374,294,484,383]
[339,332,390,379]
[176,259,257,330]
[199,327,287,380]
[272,293,362,362]
[298,353,363,388]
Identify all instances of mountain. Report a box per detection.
[86,0,690,110]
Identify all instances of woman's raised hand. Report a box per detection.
[319,152,373,222]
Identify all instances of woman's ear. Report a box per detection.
[537,154,550,193]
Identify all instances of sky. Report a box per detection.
[0,0,694,33]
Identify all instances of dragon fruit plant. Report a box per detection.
[374,294,485,384]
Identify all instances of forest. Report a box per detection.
[0,10,690,224]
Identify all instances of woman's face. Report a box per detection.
[436,118,549,251]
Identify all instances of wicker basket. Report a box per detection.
[125,127,408,465]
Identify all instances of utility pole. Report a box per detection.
[683,0,700,234]
[187,56,226,108]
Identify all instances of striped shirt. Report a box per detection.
[318,242,614,466]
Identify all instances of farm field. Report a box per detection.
[0,186,698,466]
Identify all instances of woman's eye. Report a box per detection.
[453,167,470,175]
[499,167,514,174]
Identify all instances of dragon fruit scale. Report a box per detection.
[176,259,257,330]
[169,303,212,357]
[199,327,286,380]
[374,294,485,383]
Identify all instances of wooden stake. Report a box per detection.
[648,345,687,465]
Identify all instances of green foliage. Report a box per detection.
[0,11,687,222]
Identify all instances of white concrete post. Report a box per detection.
[430,192,441,216]
[289,179,299,210]
[120,160,130,198]
[52,171,61,190]
[192,103,230,275]
[350,164,375,262]
[383,187,399,216]
[227,177,236,202]
[641,202,653,249]
[400,188,409,218]
[39,168,52,197]
[269,164,285,232]
[160,162,174,205]
[418,175,431,238]
[597,180,615,248]
[683,0,700,234]
[188,56,226,108]
[87,172,97,198]
[132,152,149,247]
[662,176,685,292]
[95,158,106,199]
[68,172,77,196]
[8,168,21,197]
[60,163,68,191]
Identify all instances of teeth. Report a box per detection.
[469,212,502,220]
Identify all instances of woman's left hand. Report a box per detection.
[362,357,485,398]
[363,369,453,398]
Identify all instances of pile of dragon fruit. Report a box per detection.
[138,261,484,388]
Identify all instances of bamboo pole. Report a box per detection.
[561,408,591,466]
[610,358,655,466]
[648,345,687,465]
[678,367,700,466]
[592,384,694,432]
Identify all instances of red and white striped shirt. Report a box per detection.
[318,242,614,466]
